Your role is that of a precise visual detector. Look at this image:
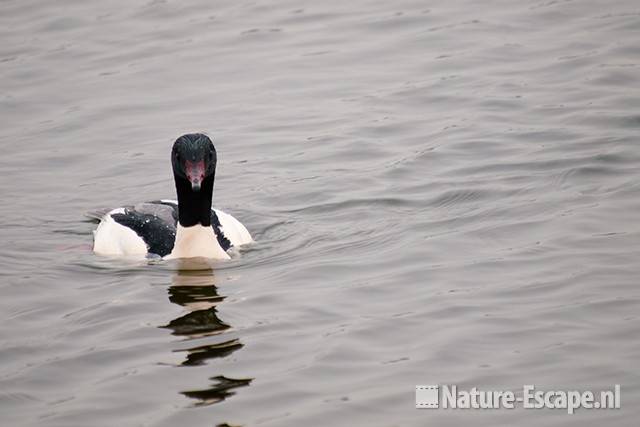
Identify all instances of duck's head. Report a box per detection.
[171,133,217,192]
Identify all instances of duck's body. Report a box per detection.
[92,134,252,260]
[93,200,252,260]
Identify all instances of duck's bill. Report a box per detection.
[185,160,205,192]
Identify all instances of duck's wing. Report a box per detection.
[96,201,179,257]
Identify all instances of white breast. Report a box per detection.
[164,224,230,260]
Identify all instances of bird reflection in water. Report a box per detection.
[162,268,252,407]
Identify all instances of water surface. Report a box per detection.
[1,0,639,425]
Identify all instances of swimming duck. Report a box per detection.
[93,133,252,260]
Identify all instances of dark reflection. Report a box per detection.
[164,308,230,338]
[168,283,225,307]
[181,375,253,407]
[162,269,232,340]
[180,339,243,367]
[163,269,252,407]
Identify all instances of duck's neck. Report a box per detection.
[168,175,229,260]
[175,175,214,227]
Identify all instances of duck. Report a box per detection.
[93,133,252,260]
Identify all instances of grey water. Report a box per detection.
[1,0,639,426]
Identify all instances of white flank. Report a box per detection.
[92,209,148,258]
[215,208,253,246]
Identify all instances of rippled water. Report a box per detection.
[1,0,639,425]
